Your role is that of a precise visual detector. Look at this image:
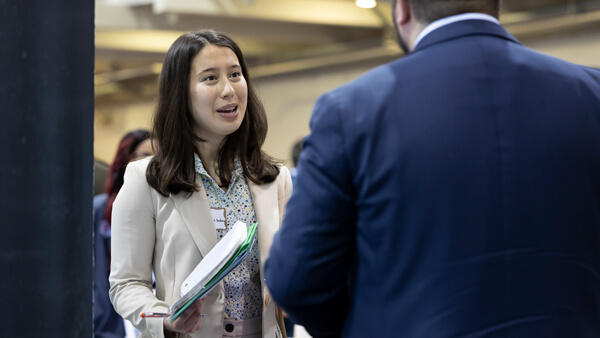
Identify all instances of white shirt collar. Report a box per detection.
[414,13,500,49]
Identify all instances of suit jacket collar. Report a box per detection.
[412,19,520,53]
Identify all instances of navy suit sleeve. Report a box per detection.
[265,91,357,337]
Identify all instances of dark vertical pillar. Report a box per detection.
[0,0,94,336]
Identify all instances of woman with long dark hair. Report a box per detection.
[109,30,291,338]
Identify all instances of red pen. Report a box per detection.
[141,312,206,318]
[141,312,171,318]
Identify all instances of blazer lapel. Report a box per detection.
[170,176,279,262]
[171,184,217,258]
[249,180,279,265]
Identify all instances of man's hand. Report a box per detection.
[164,298,206,334]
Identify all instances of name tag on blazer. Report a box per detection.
[211,208,227,230]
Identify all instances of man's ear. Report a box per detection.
[394,0,411,26]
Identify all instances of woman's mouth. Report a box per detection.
[217,105,239,119]
[217,105,237,113]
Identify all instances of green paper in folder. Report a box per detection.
[169,222,258,322]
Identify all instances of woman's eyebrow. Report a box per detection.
[200,64,241,74]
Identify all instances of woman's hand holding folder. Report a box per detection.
[163,298,206,334]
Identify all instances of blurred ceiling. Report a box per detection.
[95,0,600,105]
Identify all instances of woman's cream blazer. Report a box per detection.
[109,157,292,338]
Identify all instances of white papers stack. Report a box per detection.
[180,221,247,297]
[167,221,258,321]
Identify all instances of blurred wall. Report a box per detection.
[95,100,154,163]
[257,59,388,166]
[94,29,600,167]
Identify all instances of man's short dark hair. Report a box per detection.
[404,0,500,24]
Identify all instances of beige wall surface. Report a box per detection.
[95,101,154,164]
[256,59,388,166]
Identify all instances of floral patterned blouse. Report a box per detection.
[194,153,262,320]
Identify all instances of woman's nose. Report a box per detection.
[221,80,235,98]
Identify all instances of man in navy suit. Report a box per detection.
[265,0,600,337]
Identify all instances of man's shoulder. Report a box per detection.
[335,59,402,93]
[577,64,600,84]
[323,59,406,108]
[510,45,600,87]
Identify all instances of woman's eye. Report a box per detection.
[231,71,242,78]
[203,75,217,81]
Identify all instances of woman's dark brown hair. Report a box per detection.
[147,29,279,196]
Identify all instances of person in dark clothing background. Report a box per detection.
[93,129,153,337]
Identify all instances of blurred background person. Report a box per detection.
[93,129,153,338]
[289,138,303,187]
